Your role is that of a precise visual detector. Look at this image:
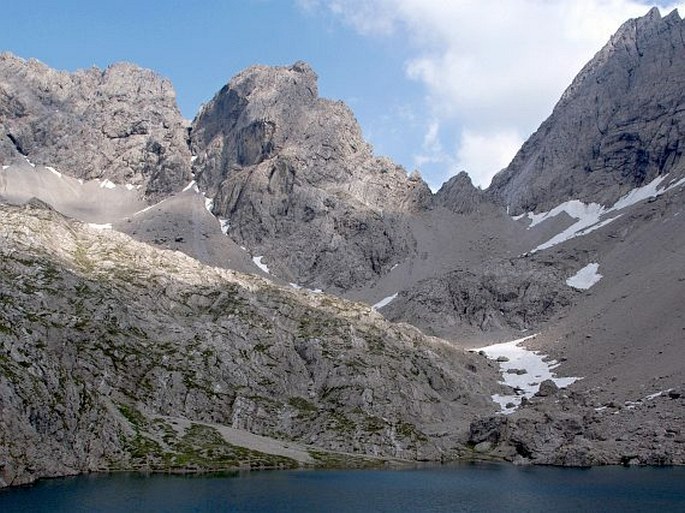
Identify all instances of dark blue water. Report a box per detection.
[2,464,684,512]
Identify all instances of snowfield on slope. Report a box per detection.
[566,263,602,290]
[372,292,398,310]
[252,256,270,274]
[517,174,685,252]
[474,335,581,414]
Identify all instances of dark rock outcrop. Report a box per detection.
[468,388,685,467]
[0,53,192,200]
[190,62,432,290]
[435,171,489,215]
[383,258,576,340]
[488,8,685,215]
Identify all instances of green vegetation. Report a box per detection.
[396,421,428,442]
[118,412,299,472]
[170,424,297,469]
[308,450,389,469]
[328,411,356,434]
[288,396,318,415]
[72,244,95,273]
[0,353,23,381]
[0,320,14,335]
[297,309,346,340]
[117,403,148,428]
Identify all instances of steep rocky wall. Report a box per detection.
[383,258,576,341]
[0,53,192,200]
[190,62,432,290]
[488,8,685,214]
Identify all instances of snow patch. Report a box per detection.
[566,263,602,290]
[596,388,676,413]
[45,166,61,178]
[203,195,214,214]
[2,165,9,170]
[645,388,674,401]
[372,293,398,310]
[252,256,270,274]
[88,223,112,230]
[132,198,167,217]
[474,335,581,414]
[527,200,603,229]
[574,215,620,238]
[191,155,198,163]
[125,184,136,191]
[24,156,35,168]
[667,176,685,190]
[219,219,230,235]
[289,283,323,293]
[527,174,683,252]
[531,201,605,252]
[611,175,667,211]
[99,179,116,189]
[182,180,196,192]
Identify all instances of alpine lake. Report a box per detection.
[2,463,684,512]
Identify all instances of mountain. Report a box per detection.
[0,200,498,487]
[190,61,431,291]
[488,7,685,215]
[463,8,685,465]
[1,6,685,487]
[0,53,192,200]
[382,7,685,342]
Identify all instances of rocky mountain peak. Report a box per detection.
[488,7,685,215]
[98,61,178,102]
[435,171,487,214]
[190,61,432,290]
[0,53,192,200]
[228,60,318,100]
[191,60,371,190]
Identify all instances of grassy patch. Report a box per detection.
[126,422,298,471]
[288,396,318,414]
[308,450,387,469]
[117,403,148,428]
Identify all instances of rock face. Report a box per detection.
[489,8,685,215]
[190,62,432,290]
[435,171,489,215]
[382,258,576,341]
[469,386,685,467]
[0,201,497,487]
[0,53,192,200]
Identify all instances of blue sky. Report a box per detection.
[2,1,681,190]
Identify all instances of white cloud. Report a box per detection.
[411,120,458,189]
[301,0,685,188]
[456,129,525,188]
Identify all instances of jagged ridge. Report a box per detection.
[0,53,192,200]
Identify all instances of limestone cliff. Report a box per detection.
[488,8,685,215]
[0,53,192,200]
[190,62,432,290]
